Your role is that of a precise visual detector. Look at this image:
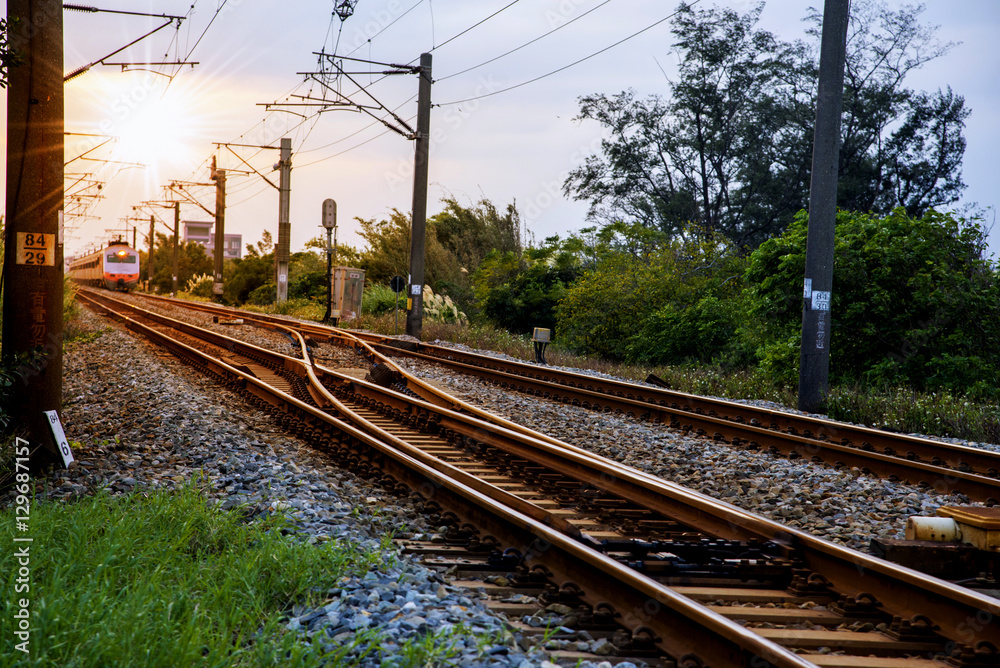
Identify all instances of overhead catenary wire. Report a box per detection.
[436,0,615,82]
[430,0,521,52]
[435,1,701,107]
[94,0,647,241]
[344,0,426,57]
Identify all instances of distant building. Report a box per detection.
[182,221,242,260]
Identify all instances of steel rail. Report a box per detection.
[118,296,1000,503]
[354,334,1000,476]
[83,291,1000,656]
[78,291,823,667]
[132,294,1000,491]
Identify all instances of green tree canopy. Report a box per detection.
[555,223,746,363]
[746,208,1000,396]
[472,237,582,335]
[564,0,967,249]
[139,234,213,295]
[430,196,523,272]
[354,209,461,290]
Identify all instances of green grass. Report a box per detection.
[826,386,1000,443]
[0,485,390,667]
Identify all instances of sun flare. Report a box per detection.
[111,85,199,171]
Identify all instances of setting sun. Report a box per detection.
[67,70,212,186]
[109,81,199,171]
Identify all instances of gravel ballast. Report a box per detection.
[24,309,592,668]
[10,299,994,665]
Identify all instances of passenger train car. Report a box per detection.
[68,240,140,291]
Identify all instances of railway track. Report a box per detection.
[135,292,1000,505]
[76,289,1000,667]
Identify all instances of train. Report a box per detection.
[68,240,140,291]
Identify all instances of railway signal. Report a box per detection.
[321,198,337,323]
[275,51,433,337]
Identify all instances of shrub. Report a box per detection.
[185,273,214,298]
[745,208,1000,396]
[363,283,402,316]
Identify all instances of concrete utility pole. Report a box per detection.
[211,159,227,301]
[2,0,65,463]
[147,215,155,286]
[798,0,850,413]
[275,137,292,302]
[405,53,432,339]
[173,201,180,294]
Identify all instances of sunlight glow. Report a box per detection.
[111,85,199,171]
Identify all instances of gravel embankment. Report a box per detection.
[28,308,615,668]
[395,351,983,552]
[16,298,993,665]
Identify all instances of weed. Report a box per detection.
[0,485,384,666]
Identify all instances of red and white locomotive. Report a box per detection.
[68,240,140,291]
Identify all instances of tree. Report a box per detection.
[0,18,24,88]
[223,235,274,305]
[746,209,1000,397]
[430,197,523,272]
[473,237,582,335]
[823,2,967,216]
[565,1,967,249]
[140,234,213,295]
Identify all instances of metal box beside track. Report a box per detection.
[332,266,365,322]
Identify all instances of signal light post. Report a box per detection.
[321,199,337,324]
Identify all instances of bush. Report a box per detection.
[185,273,214,299]
[745,208,1000,397]
[475,242,580,336]
[247,282,276,305]
[363,283,402,316]
[557,224,746,364]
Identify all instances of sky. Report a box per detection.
[3,0,998,262]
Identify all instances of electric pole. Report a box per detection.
[276,137,292,302]
[211,159,227,301]
[137,199,182,294]
[798,0,850,413]
[147,215,155,287]
[173,201,180,294]
[405,53,432,339]
[2,0,65,464]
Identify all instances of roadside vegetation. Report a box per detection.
[0,484,514,667]
[187,2,997,443]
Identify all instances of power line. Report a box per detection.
[344,0,426,57]
[436,1,701,107]
[431,0,521,52]
[437,0,615,82]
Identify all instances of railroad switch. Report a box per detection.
[873,506,1000,583]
